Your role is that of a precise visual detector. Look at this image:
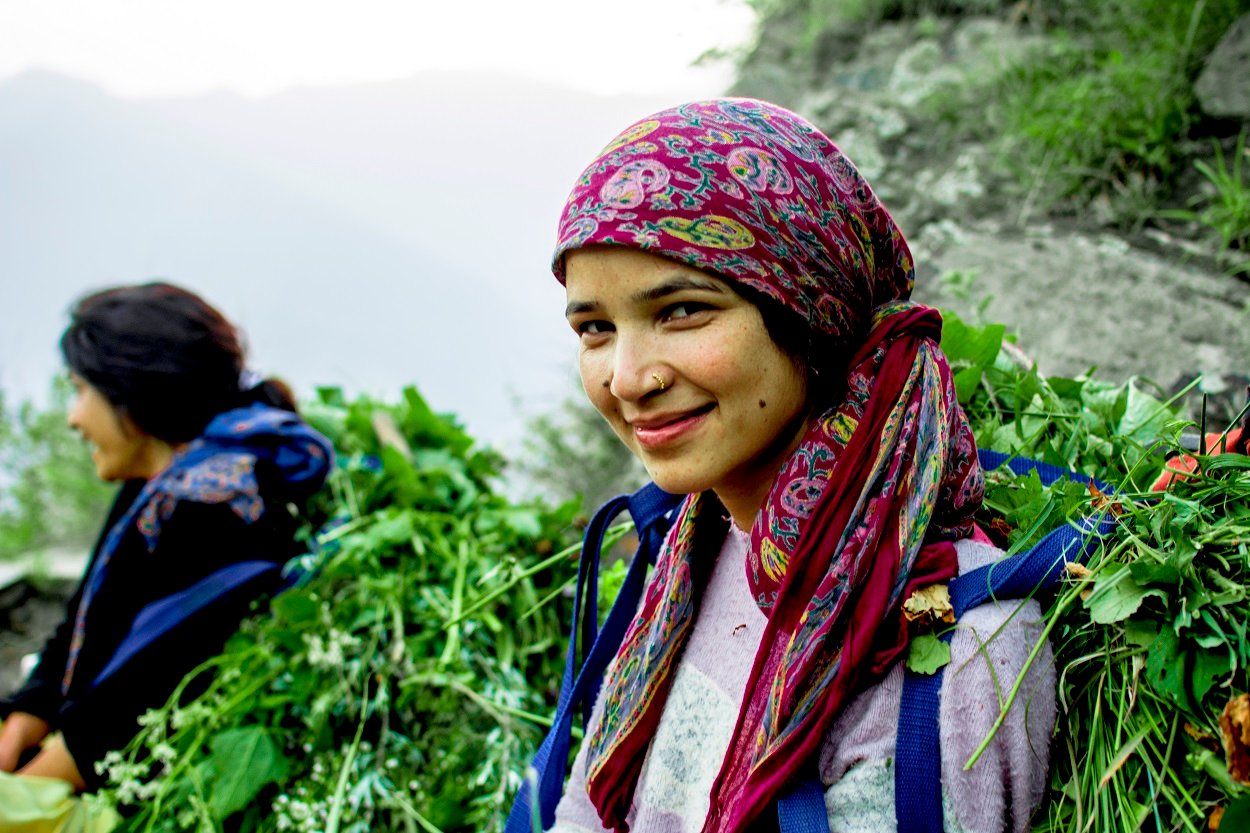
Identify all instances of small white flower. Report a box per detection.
[137,709,165,728]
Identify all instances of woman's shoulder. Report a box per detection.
[946,537,1049,681]
[940,537,1055,833]
[820,537,1055,831]
[943,536,1051,736]
[133,450,266,552]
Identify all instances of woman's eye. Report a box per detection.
[577,320,613,336]
[664,302,707,321]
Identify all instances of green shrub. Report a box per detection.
[1181,131,1250,261]
[0,379,113,560]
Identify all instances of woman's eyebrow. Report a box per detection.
[565,299,598,317]
[632,276,726,303]
[565,276,724,318]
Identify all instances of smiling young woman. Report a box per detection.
[539,100,1055,833]
[0,283,332,831]
[564,247,809,527]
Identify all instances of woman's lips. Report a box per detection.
[631,406,713,450]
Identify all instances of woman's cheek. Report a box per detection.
[579,353,611,412]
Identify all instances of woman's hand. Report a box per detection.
[18,736,86,791]
[0,711,51,772]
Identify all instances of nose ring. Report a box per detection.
[651,372,668,391]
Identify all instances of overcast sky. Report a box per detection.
[0,0,755,98]
[0,0,759,450]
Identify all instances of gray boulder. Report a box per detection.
[1195,12,1250,120]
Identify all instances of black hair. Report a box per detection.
[60,282,296,444]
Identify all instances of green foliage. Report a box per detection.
[0,379,113,560]
[937,0,1249,227]
[97,386,583,833]
[747,0,1008,55]
[1174,131,1250,264]
[905,633,952,674]
[941,309,1174,491]
[942,312,1250,830]
[1032,458,1250,832]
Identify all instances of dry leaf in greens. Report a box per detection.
[1220,693,1250,785]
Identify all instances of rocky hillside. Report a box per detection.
[731,8,1250,421]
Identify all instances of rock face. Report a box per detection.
[1195,13,1250,120]
[733,15,1250,416]
[911,221,1250,396]
[0,579,74,697]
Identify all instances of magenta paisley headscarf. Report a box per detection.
[552,98,983,833]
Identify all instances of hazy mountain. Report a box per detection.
[0,69,678,448]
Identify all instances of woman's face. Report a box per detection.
[565,246,809,525]
[66,375,167,481]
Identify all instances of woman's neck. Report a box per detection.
[133,439,183,481]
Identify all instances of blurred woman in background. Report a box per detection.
[0,282,331,830]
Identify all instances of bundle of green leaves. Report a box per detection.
[94,387,582,833]
[940,312,1250,831]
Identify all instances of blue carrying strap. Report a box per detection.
[505,482,682,833]
[894,449,1119,833]
[776,770,829,833]
[90,560,282,689]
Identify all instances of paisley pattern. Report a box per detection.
[554,100,984,833]
[726,147,794,194]
[600,160,672,209]
[136,453,263,551]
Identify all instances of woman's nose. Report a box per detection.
[608,332,662,402]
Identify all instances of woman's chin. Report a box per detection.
[642,467,709,498]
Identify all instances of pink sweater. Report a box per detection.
[552,526,1054,833]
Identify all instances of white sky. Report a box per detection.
[0,0,757,98]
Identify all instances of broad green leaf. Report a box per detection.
[1220,794,1250,831]
[1129,559,1182,588]
[953,366,983,404]
[1145,627,1192,710]
[271,591,318,626]
[1190,648,1231,702]
[364,508,416,549]
[1118,382,1173,443]
[939,311,1004,369]
[1085,571,1164,624]
[906,633,952,675]
[207,727,289,819]
[1123,618,1158,647]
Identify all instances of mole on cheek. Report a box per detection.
[603,380,610,388]
[759,400,767,408]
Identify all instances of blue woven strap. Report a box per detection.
[505,482,681,833]
[776,771,828,832]
[91,560,281,688]
[894,449,1117,833]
